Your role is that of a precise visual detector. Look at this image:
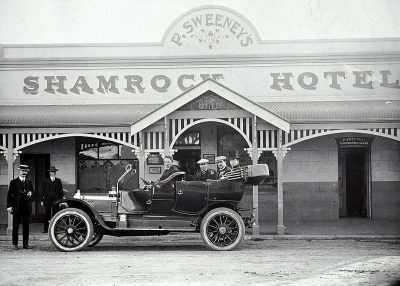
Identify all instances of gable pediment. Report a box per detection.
[178,91,241,111]
[130,79,290,134]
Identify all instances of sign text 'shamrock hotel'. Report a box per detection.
[0,6,399,233]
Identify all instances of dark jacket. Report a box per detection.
[41,177,64,206]
[7,177,34,214]
[217,166,232,179]
[159,165,180,181]
[194,169,217,181]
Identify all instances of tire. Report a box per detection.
[200,207,245,251]
[88,232,104,247]
[49,208,94,252]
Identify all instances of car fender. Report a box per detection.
[51,198,112,232]
[196,202,239,228]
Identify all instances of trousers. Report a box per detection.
[12,212,30,246]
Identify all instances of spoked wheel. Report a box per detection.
[49,208,94,252]
[88,232,104,247]
[200,207,245,251]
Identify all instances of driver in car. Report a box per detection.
[159,155,180,181]
[143,155,179,188]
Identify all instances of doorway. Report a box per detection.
[173,149,201,180]
[20,154,50,222]
[338,147,370,218]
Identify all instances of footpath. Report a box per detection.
[1,218,399,242]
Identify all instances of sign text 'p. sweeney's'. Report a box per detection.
[23,70,400,95]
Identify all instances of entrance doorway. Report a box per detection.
[20,154,50,222]
[173,149,200,180]
[338,147,370,218]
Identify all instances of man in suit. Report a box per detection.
[40,166,64,233]
[6,164,34,250]
[194,159,217,181]
[215,156,231,180]
[144,155,180,189]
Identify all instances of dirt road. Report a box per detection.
[0,237,399,285]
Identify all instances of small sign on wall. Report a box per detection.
[203,154,215,164]
[336,137,373,147]
[149,167,161,174]
[147,153,163,165]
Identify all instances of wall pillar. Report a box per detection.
[251,115,260,235]
[138,131,145,188]
[164,116,170,156]
[7,133,14,236]
[276,129,285,235]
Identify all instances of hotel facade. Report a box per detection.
[1,6,399,234]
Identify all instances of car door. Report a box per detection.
[173,181,208,214]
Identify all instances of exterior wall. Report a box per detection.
[282,136,339,221]
[0,155,9,224]
[240,135,339,222]
[371,137,400,219]
[22,137,77,197]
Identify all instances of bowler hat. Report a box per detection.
[17,164,30,171]
[48,166,58,172]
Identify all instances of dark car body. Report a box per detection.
[49,164,269,251]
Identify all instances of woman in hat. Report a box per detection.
[41,166,64,233]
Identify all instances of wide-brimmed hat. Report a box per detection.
[48,166,58,172]
[197,159,209,165]
[215,156,226,162]
[17,164,30,171]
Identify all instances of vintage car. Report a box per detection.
[48,163,269,252]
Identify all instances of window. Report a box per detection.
[78,138,138,193]
[175,131,201,146]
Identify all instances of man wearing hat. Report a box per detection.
[194,159,217,181]
[215,156,231,179]
[41,166,64,233]
[6,164,34,250]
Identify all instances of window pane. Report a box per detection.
[99,142,119,159]
[175,131,201,146]
[79,141,98,160]
[78,160,139,193]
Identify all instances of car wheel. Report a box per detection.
[200,207,245,251]
[88,232,104,247]
[49,208,94,252]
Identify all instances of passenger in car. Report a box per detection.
[216,156,231,180]
[229,157,241,170]
[193,159,217,181]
